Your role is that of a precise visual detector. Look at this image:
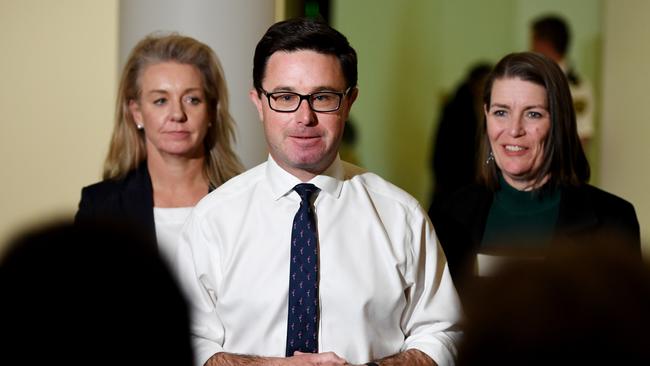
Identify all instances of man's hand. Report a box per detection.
[205,351,348,366]
[290,351,347,365]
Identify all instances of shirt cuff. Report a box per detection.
[403,330,461,366]
[193,337,225,366]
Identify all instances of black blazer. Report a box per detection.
[430,183,641,295]
[75,163,156,246]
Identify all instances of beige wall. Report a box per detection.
[0,0,118,251]
[601,0,650,252]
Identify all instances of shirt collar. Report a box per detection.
[266,154,345,201]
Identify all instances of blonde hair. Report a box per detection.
[103,33,243,186]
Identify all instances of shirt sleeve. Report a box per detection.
[176,210,227,366]
[400,204,463,366]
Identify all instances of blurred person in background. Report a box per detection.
[531,14,594,150]
[429,62,491,212]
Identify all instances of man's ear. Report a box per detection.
[249,89,264,122]
[348,87,359,106]
[343,87,359,114]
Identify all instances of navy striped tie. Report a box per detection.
[285,183,320,356]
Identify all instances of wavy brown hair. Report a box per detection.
[103,33,242,186]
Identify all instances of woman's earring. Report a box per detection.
[136,124,144,130]
[485,151,495,165]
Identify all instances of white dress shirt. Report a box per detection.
[177,155,462,366]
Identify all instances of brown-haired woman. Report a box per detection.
[430,52,640,299]
[76,33,243,264]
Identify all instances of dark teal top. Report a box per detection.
[481,174,561,248]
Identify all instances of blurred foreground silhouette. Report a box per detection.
[458,236,650,365]
[0,220,193,365]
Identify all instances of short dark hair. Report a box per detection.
[253,17,358,94]
[532,15,570,56]
[479,52,589,191]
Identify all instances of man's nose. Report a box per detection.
[294,98,316,125]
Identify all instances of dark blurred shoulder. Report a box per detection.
[430,183,491,222]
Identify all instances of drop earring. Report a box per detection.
[485,151,495,165]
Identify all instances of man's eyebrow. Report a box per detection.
[311,86,342,92]
[268,86,343,93]
[268,86,295,92]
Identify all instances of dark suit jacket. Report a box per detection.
[430,183,641,296]
[75,163,156,247]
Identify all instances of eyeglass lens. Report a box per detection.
[269,92,341,112]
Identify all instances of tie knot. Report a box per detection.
[293,183,318,203]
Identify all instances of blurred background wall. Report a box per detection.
[0,0,118,246]
[1,0,648,255]
[600,0,650,254]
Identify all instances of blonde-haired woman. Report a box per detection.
[76,33,242,264]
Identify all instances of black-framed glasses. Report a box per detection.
[261,87,352,113]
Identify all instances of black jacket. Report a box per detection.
[430,183,641,295]
[75,163,156,246]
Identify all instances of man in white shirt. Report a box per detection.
[177,17,462,366]
[531,15,595,149]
